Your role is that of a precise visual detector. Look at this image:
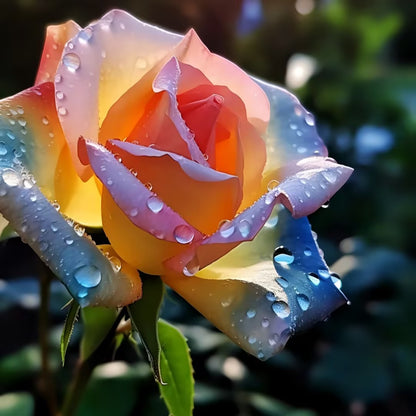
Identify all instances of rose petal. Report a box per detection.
[107,139,242,235]
[255,78,330,176]
[0,163,141,308]
[165,155,352,273]
[172,29,270,132]
[55,9,183,178]
[79,138,204,242]
[162,206,348,360]
[35,20,81,85]
[0,82,101,226]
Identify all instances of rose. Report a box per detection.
[0,10,353,359]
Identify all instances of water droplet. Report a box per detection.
[237,219,251,238]
[30,194,37,202]
[78,289,88,299]
[54,74,62,83]
[246,309,256,319]
[64,237,74,245]
[135,56,147,69]
[257,351,265,360]
[297,146,307,153]
[17,106,24,115]
[130,207,138,217]
[183,256,199,276]
[39,241,49,251]
[273,246,294,265]
[74,265,102,288]
[129,168,138,176]
[0,142,7,156]
[289,122,297,130]
[50,222,58,232]
[330,273,342,289]
[42,116,49,125]
[174,224,194,244]
[267,179,279,191]
[144,182,152,191]
[276,277,289,288]
[79,27,93,44]
[265,214,278,228]
[74,224,85,237]
[1,168,21,187]
[304,248,312,256]
[272,301,290,318]
[323,170,337,184]
[265,192,276,205]
[318,269,330,279]
[321,201,330,209]
[52,201,60,212]
[63,52,81,72]
[58,106,67,116]
[305,190,311,198]
[248,336,257,344]
[303,268,315,283]
[266,291,276,301]
[296,294,310,311]
[147,196,164,213]
[305,113,315,126]
[109,256,122,272]
[17,117,26,127]
[219,220,235,238]
[261,318,270,328]
[106,178,113,186]
[221,297,233,308]
[56,91,65,100]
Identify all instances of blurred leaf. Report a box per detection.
[60,300,80,365]
[77,362,151,416]
[128,274,164,383]
[246,392,317,416]
[0,392,34,416]
[0,346,40,385]
[158,320,194,416]
[80,305,118,361]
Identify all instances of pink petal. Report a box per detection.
[35,20,81,85]
[152,57,209,166]
[79,138,203,243]
[55,9,182,178]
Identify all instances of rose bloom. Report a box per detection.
[0,10,352,359]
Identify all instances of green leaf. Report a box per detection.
[158,320,194,416]
[0,392,34,416]
[80,306,118,360]
[127,274,165,383]
[60,300,80,365]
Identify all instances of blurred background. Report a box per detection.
[0,0,415,415]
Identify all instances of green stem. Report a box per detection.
[60,309,126,416]
[38,265,58,415]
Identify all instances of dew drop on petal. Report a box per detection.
[56,91,65,100]
[248,336,257,344]
[304,112,315,126]
[0,142,7,156]
[265,291,276,301]
[109,256,122,272]
[63,53,81,72]
[219,220,235,238]
[296,294,310,311]
[323,171,338,184]
[74,265,102,288]
[238,219,251,238]
[261,318,270,328]
[306,276,320,291]
[318,269,330,279]
[304,248,312,256]
[273,246,294,265]
[174,224,194,244]
[330,273,342,289]
[267,179,279,191]
[272,301,290,318]
[58,107,67,116]
[64,237,74,245]
[146,196,164,213]
[246,309,256,319]
[276,277,289,288]
[183,256,200,276]
[2,169,21,187]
